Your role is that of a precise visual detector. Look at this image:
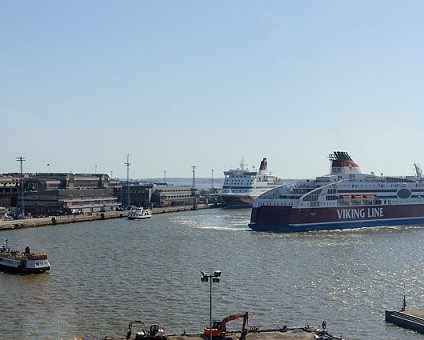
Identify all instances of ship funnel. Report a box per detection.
[328,151,361,175]
[259,158,268,172]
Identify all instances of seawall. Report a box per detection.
[0,204,218,231]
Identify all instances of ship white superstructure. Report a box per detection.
[220,158,282,208]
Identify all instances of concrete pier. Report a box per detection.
[0,204,216,231]
[0,211,126,230]
[385,308,424,334]
[103,326,343,340]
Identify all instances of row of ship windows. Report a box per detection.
[68,195,105,199]
[161,195,192,199]
[312,199,422,207]
[263,199,424,207]
[343,183,419,188]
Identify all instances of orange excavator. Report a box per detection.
[203,312,248,338]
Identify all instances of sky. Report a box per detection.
[1,1,424,180]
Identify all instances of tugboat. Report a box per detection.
[0,239,50,274]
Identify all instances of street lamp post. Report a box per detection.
[201,270,221,340]
[16,156,26,217]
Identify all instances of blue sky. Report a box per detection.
[1,1,424,179]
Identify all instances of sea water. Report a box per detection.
[1,208,424,339]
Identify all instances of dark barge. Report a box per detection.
[385,309,424,334]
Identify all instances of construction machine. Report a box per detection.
[203,312,248,338]
[126,320,167,340]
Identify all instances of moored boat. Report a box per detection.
[220,158,282,208]
[250,151,424,232]
[0,239,50,274]
[128,207,152,220]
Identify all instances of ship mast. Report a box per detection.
[240,158,245,171]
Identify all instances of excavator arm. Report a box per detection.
[203,312,248,337]
[218,312,248,332]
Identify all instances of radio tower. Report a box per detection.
[125,154,131,208]
[16,156,26,216]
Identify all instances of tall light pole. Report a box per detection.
[16,156,26,217]
[125,154,131,208]
[192,166,197,210]
[192,166,196,188]
[201,270,221,340]
[211,169,214,188]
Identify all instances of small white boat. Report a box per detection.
[128,207,152,220]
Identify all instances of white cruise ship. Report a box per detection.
[220,158,282,208]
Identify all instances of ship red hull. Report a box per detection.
[249,204,424,232]
[220,195,255,208]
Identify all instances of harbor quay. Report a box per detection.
[104,332,328,340]
[385,307,424,334]
[0,204,216,231]
[103,326,343,340]
[0,172,222,222]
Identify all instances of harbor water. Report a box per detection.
[2,208,424,340]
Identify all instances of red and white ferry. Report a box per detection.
[249,151,424,232]
[220,158,282,208]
